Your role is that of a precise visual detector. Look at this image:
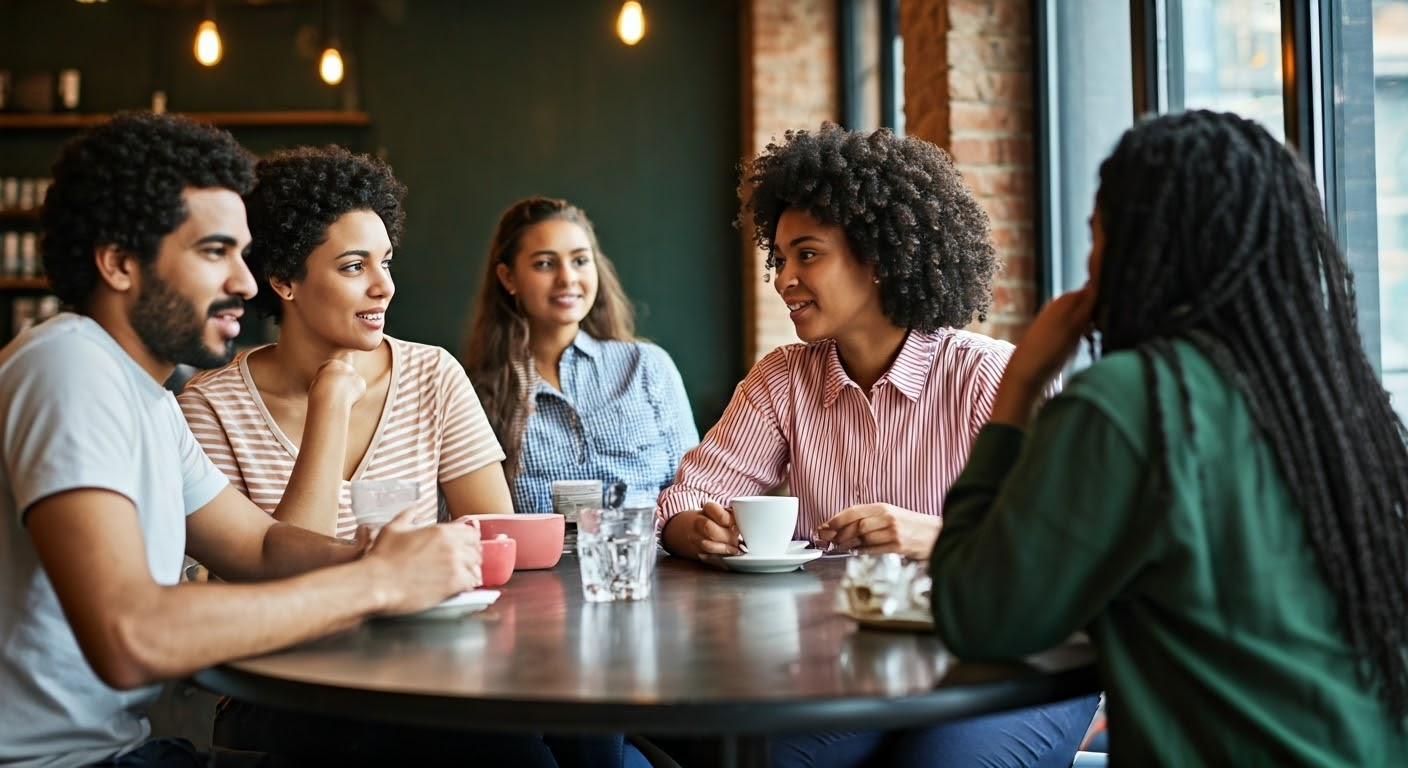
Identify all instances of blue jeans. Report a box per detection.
[770,695,1101,768]
[88,737,292,767]
[213,698,648,768]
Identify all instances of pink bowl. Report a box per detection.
[480,534,517,587]
[474,513,565,570]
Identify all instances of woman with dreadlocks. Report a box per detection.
[929,109,1408,764]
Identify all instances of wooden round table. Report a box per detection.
[194,553,1099,767]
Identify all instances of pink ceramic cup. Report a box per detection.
[480,534,517,587]
[474,513,566,570]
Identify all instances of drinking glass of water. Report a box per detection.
[349,478,420,532]
[578,507,656,602]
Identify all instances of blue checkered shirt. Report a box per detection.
[513,332,699,514]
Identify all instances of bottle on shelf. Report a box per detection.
[18,233,36,278]
[1,231,18,276]
[57,69,81,113]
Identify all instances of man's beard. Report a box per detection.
[129,266,241,370]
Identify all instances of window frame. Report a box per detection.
[838,0,902,132]
[1039,0,1384,374]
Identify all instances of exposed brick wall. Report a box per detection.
[902,0,1037,342]
[739,0,838,364]
[740,0,1035,355]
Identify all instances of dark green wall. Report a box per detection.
[0,0,743,427]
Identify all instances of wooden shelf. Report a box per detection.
[0,278,49,291]
[0,208,40,221]
[0,110,370,129]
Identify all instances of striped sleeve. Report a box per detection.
[961,340,1013,442]
[176,378,250,499]
[951,337,1061,442]
[657,348,791,523]
[432,347,505,484]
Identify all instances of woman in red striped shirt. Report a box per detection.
[657,123,1096,768]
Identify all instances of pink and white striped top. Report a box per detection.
[657,329,1014,539]
[178,337,505,539]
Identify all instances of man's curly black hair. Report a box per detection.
[243,145,406,321]
[41,112,255,311]
[738,123,999,331]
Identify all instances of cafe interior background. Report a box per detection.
[1,0,1405,431]
[0,0,1406,745]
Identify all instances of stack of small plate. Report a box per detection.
[550,479,602,552]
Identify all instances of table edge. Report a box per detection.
[191,662,1102,736]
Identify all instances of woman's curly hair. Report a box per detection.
[738,123,998,331]
[243,145,406,321]
[41,112,255,310]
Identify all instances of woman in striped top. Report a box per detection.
[462,196,697,515]
[656,124,1097,768]
[178,146,513,540]
[179,148,647,767]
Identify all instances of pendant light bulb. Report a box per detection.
[617,1,645,46]
[194,19,222,66]
[319,46,344,85]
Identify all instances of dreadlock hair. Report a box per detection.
[1095,109,1408,722]
[461,196,635,479]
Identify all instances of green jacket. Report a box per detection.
[931,339,1408,766]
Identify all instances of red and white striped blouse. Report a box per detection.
[657,328,1015,539]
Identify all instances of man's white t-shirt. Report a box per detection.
[0,314,227,768]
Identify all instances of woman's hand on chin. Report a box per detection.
[308,355,367,410]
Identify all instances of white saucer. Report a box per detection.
[837,605,934,632]
[721,549,823,574]
[384,589,500,621]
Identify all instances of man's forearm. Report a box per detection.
[252,522,363,581]
[102,559,390,689]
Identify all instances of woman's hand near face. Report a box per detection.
[308,355,367,411]
[274,355,368,536]
[661,501,743,564]
[989,284,1097,428]
[816,503,942,560]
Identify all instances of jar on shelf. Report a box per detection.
[57,69,81,112]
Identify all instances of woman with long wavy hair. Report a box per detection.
[462,195,697,515]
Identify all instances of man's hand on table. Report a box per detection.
[362,508,483,615]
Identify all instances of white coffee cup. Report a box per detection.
[730,496,799,557]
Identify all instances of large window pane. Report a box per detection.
[841,0,902,133]
[1169,0,1285,140]
[1375,0,1408,418]
[1044,0,1133,295]
[1041,0,1133,373]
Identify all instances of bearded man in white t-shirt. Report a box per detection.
[0,113,488,768]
